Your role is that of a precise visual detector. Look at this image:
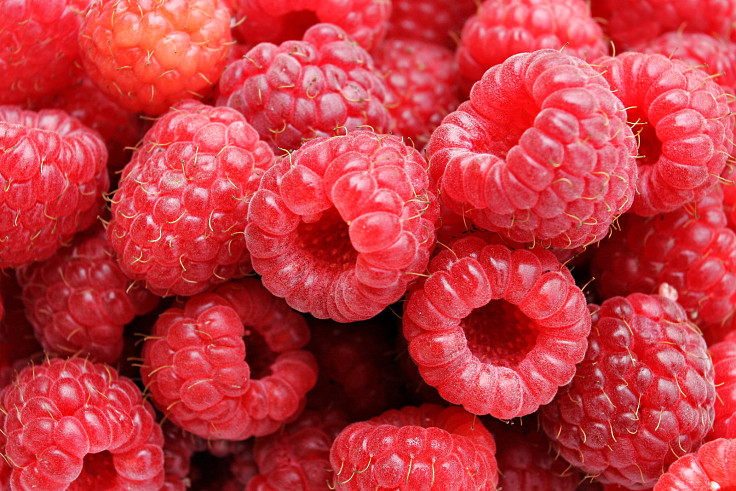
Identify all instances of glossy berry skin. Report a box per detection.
[225,0,390,52]
[540,293,716,490]
[329,404,499,490]
[403,236,591,419]
[457,0,607,91]
[428,49,637,250]
[141,278,318,441]
[217,23,391,153]
[0,0,89,104]
[246,130,439,323]
[708,331,736,439]
[106,100,274,297]
[592,52,734,216]
[79,0,232,115]
[386,0,478,48]
[654,438,736,490]
[0,106,109,268]
[17,227,159,364]
[0,357,165,490]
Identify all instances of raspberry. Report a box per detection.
[590,186,736,344]
[372,38,461,149]
[79,0,232,115]
[17,226,159,364]
[216,23,392,153]
[593,52,734,216]
[653,438,736,490]
[0,357,165,490]
[140,278,318,441]
[386,0,478,48]
[708,331,736,439]
[540,293,716,490]
[0,0,89,105]
[427,49,637,249]
[0,105,109,268]
[590,0,736,50]
[456,0,607,92]
[225,0,390,52]
[106,100,274,297]
[402,235,591,419]
[328,403,499,490]
[245,130,439,322]
[0,275,40,388]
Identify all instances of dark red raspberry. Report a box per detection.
[225,0,390,52]
[590,186,736,344]
[246,130,439,322]
[457,0,607,92]
[106,100,274,297]
[217,23,392,153]
[329,404,499,490]
[540,293,716,490]
[590,0,736,50]
[0,0,88,104]
[593,52,734,216]
[428,49,637,250]
[141,278,318,440]
[372,38,461,149]
[0,357,165,490]
[0,105,109,268]
[17,226,159,364]
[708,331,736,440]
[654,438,736,490]
[79,0,232,115]
[403,235,591,419]
[386,0,478,48]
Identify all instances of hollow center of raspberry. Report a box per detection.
[462,301,540,368]
[244,328,277,380]
[294,209,357,269]
[67,451,116,490]
[629,110,661,166]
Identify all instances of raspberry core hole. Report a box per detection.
[294,209,358,270]
[628,109,661,166]
[244,327,277,380]
[68,451,115,489]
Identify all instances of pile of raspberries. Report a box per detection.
[3,0,736,489]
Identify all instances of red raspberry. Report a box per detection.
[0,0,89,104]
[708,331,736,439]
[225,0,390,52]
[0,106,109,268]
[0,357,165,490]
[402,235,591,419]
[654,438,736,490]
[372,38,461,149]
[328,403,499,490]
[106,100,274,297]
[590,0,736,50]
[0,275,41,388]
[17,226,159,364]
[540,293,716,490]
[245,130,439,322]
[427,49,637,250]
[590,186,736,344]
[140,278,318,441]
[79,0,232,115]
[386,0,478,48]
[457,0,607,92]
[592,52,734,216]
[216,23,392,153]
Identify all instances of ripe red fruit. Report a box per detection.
[708,330,736,439]
[79,0,232,115]
[386,0,478,48]
[654,438,736,490]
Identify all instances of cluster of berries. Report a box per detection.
[2,0,736,489]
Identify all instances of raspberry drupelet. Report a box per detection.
[0,105,109,268]
[428,49,638,250]
[402,235,591,419]
[217,23,392,153]
[708,330,736,439]
[140,278,318,441]
[106,100,274,297]
[540,292,716,490]
[245,130,439,323]
[653,438,736,490]
[79,0,233,115]
[328,403,499,490]
[386,0,478,48]
[0,357,165,490]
